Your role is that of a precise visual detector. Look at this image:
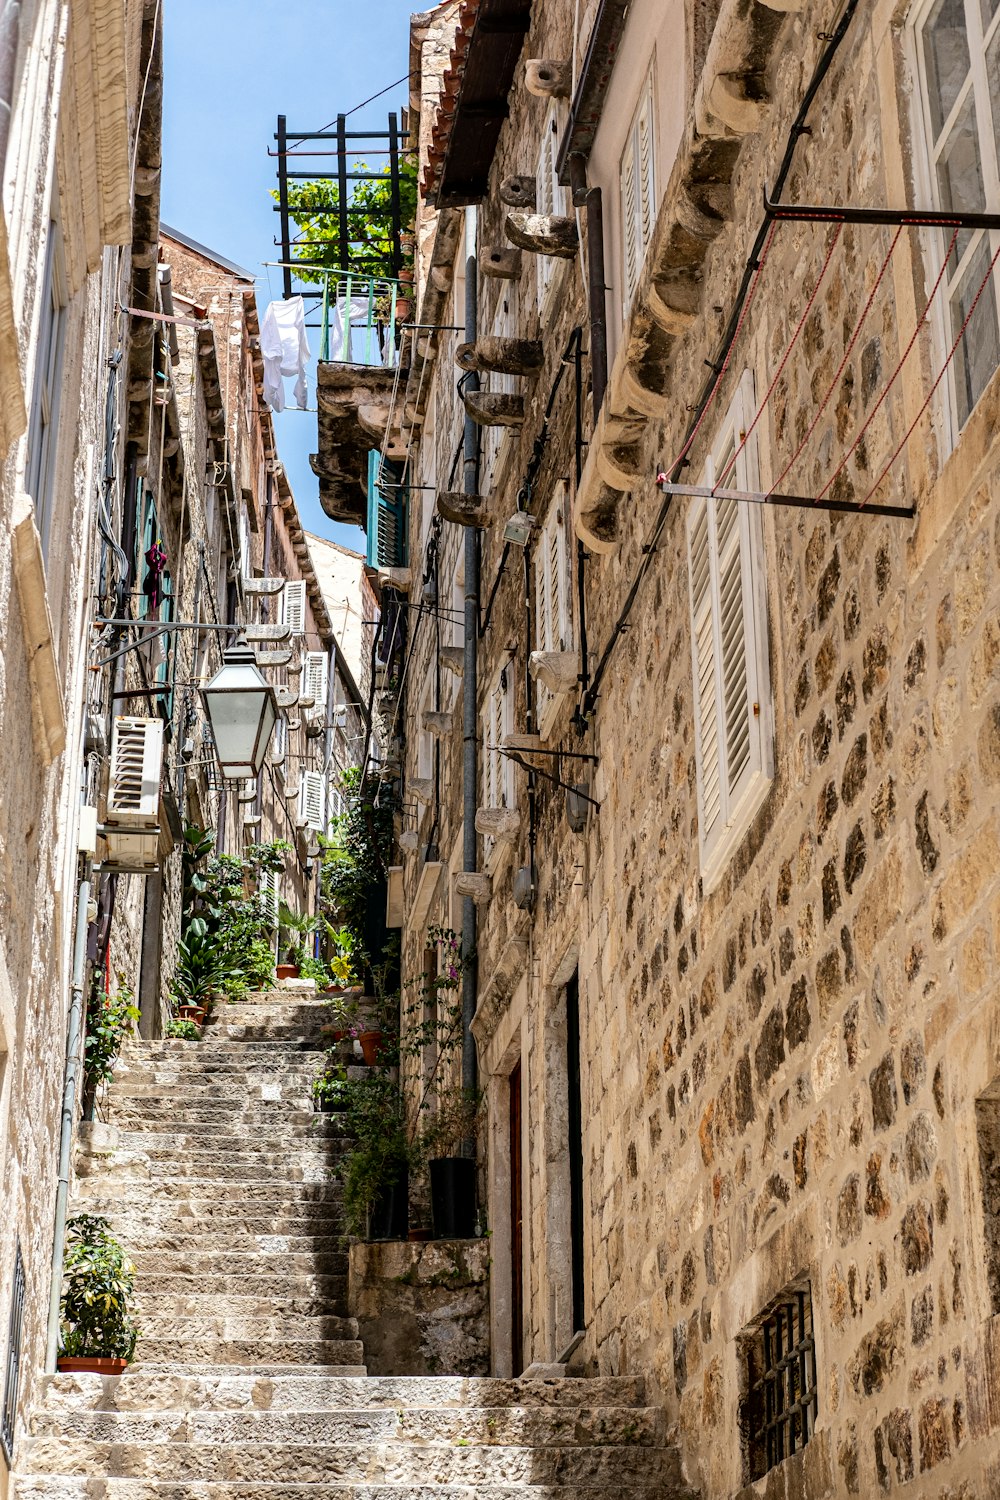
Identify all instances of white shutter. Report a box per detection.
[107,717,164,825]
[238,505,251,578]
[687,372,772,884]
[281,580,306,636]
[299,770,325,831]
[269,716,287,765]
[637,81,655,255]
[259,869,279,925]
[303,650,329,712]
[620,136,638,311]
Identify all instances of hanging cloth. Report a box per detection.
[329,294,390,367]
[261,296,310,411]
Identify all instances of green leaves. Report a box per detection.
[274,158,418,286]
[60,1215,139,1360]
[83,981,138,1092]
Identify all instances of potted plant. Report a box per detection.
[417,1087,481,1240]
[312,1056,349,1112]
[82,980,139,1118]
[58,1214,139,1374]
[165,1017,202,1041]
[340,1068,411,1240]
[323,924,359,995]
[277,904,318,980]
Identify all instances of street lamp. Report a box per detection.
[201,636,278,779]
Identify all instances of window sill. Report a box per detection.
[12,495,66,766]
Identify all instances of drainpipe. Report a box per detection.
[44,874,93,1372]
[461,206,479,1122]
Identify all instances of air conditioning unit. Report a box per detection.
[102,716,164,871]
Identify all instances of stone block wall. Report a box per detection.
[349,1238,490,1376]
[397,0,1000,1492]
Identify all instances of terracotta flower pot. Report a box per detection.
[57,1355,128,1375]
[276,964,299,980]
[408,1227,433,1243]
[359,1029,384,1066]
[176,1005,205,1026]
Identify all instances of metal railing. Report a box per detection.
[319,272,405,368]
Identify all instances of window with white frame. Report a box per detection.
[484,281,519,484]
[619,65,656,317]
[281,580,306,636]
[25,221,68,555]
[482,666,515,866]
[912,0,1000,430]
[537,101,567,307]
[534,484,572,737]
[299,769,325,831]
[303,650,329,714]
[686,372,773,887]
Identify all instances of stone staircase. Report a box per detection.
[13,987,696,1499]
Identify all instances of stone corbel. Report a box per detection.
[471,928,530,1047]
[499,175,537,209]
[524,58,571,98]
[12,496,66,765]
[437,490,490,527]
[440,645,464,675]
[275,689,299,710]
[456,337,544,377]
[379,566,412,592]
[504,211,579,259]
[454,871,492,905]
[398,830,420,854]
[410,777,434,806]
[462,391,525,427]
[528,651,578,694]
[475,807,521,843]
[422,710,453,739]
[481,247,523,280]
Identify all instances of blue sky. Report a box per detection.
[160,0,412,550]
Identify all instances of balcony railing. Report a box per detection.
[318,273,405,368]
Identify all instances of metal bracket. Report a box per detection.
[656,480,914,520]
[501,749,601,807]
[763,191,1000,232]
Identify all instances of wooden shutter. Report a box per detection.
[366,450,407,567]
[259,869,279,925]
[621,69,655,313]
[620,135,639,310]
[535,497,571,734]
[299,770,325,831]
[304,651,329,712]
[281,580,306,635]
[687,373,771,881]
[637,81,656,255]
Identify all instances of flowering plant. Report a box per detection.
[83,979,139,1101]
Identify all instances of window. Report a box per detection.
[25,222,68,555]
[686,373,772,885]
[534,486,572,737]
[537,101,567,307]
[913,0,1000,427]
[303,650,329,714]
[1,1240,25,1464]
[619,67,656,315]
[484,283,519,485]
[281,580,306,636]
[740,1284,817,1482]
[482,665,515,812]
[299,769,325,831]
[366,451,408,568]
[271,716,287,765]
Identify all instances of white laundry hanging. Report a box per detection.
[261,296,310,411]
[328,293,394,368]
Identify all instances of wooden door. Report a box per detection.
[509,1060,523,1375]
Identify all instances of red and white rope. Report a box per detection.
[859,233,1000,509]
[767,226,902,496]
[716,225,843,490]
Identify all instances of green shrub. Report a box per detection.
[60,1215,138,1361]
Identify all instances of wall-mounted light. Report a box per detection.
[502,511,536,547]
[201,636,278,780]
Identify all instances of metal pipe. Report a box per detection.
[44,875,93,1371]
[461,207,480,1124]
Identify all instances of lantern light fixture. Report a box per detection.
[201,635,278,780]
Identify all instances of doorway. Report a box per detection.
[509,1059,523,1375]
[566,971,585,1334]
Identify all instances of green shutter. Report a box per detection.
[366,451,407,569]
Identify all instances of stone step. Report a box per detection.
[129,1338,365,1368]
[18,1437,683,1485]
[113,1121,342,1142]
[128,1248,349,1276]
[132,1304,359,1337]
[13,1482,684,1500]
[109,1103,325,1125]
[29,1405,667,1447]
[113,1066,323,1088]
[110,1155,349,1182]
[133,1273,348,1299]
[78,1179,343,1203]
[113,1233,347,1257]
[111,1080,318,1101]
[128,1042,328,1059]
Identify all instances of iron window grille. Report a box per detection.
[1,1240,26,1465]
[742,1282,817,1481]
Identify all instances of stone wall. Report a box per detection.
[349,1238,490,1376]
[395,0,1000,1492]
